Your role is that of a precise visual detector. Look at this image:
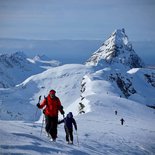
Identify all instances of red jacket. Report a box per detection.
[39,95,63,117]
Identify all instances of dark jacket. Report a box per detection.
[59,112,77,130]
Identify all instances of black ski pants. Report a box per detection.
[45,115,58,140]
[65,126,73,142]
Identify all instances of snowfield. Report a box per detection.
[0,63,155,155]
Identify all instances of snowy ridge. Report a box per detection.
[76,67,155,115]
[86,29,144,69]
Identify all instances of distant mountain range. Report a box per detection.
[0,38,155,65]
[0,52,61,88]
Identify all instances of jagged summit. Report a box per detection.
[86,28,144,69]
[0,51,27,68]
[110,28,129,46]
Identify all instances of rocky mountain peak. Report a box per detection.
[86,28,144,69]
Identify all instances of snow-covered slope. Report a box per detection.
[0,63,155,154]
[0,64,91,120]
[0,52,61,88]
[0,62,155,154]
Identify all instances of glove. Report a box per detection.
[60,106,65,115]
[36,103,40,108]
[60,105,64,110]
[61,110,65,115]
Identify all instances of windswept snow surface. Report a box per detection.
[0,63,155,155]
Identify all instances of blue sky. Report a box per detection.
[0,0,155,41]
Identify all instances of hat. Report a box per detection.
[67,112,73,118]
[49,90,56,95]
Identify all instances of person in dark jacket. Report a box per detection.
[58,112,77,144]
[115,110,118,115]
[37,89,65,141]
[120,118,125,125]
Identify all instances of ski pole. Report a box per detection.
[33,108,38,127]
[33,95,41,127]
[40,114,45,136]
[34,107,38,122]
[76,130,79,147]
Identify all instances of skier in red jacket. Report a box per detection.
[37,90,65,141]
